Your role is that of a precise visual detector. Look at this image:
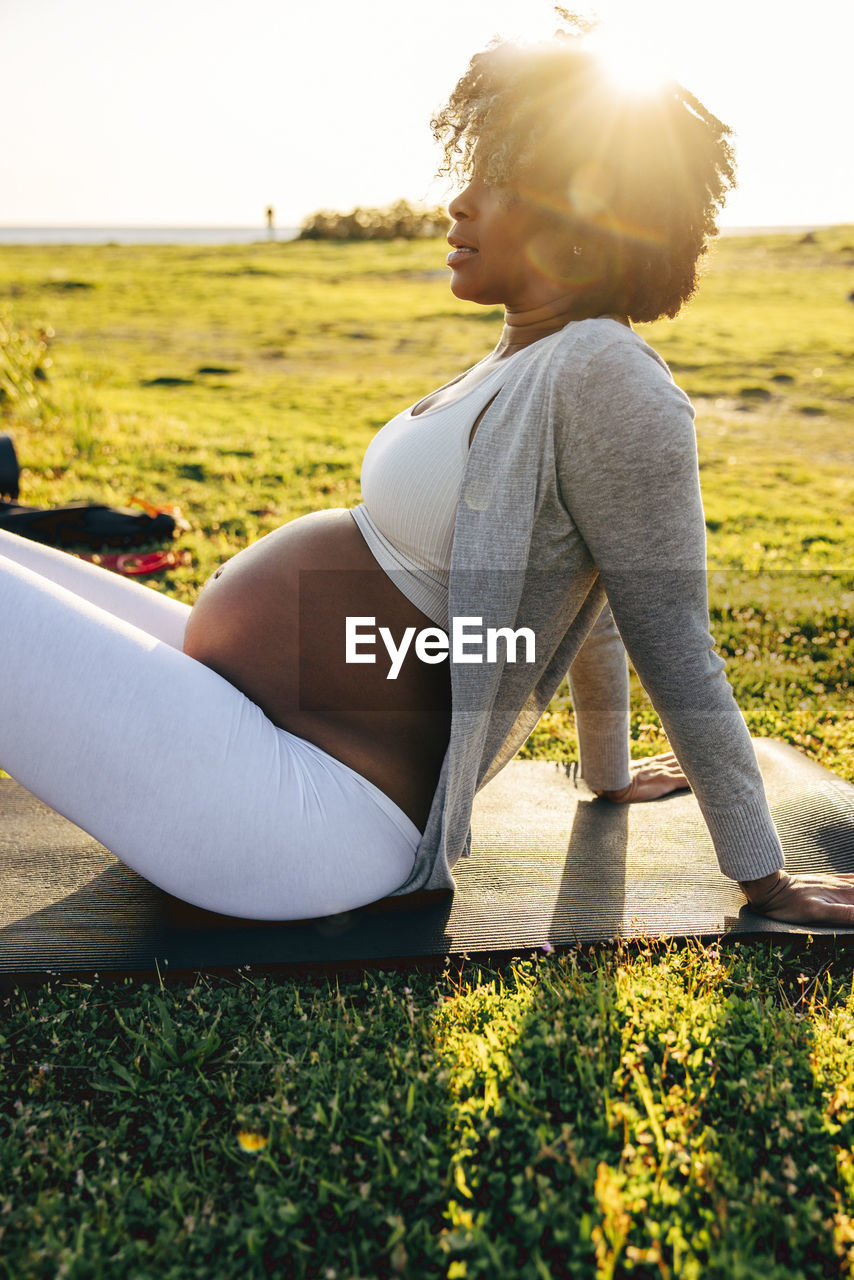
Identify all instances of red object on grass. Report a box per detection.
[77,548,191,576]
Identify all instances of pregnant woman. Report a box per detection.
[2,32,850,925]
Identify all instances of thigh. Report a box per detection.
[0,556,417,919]
[0,527,189,649]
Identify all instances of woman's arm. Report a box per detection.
[555,334,854,923]
[567,602,631,792]
[556,335,781,873]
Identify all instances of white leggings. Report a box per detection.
[0,529,420,919]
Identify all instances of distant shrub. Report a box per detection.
[298,198,449,241]
[0,305,53,414]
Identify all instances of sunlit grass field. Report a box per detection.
[1,229,853,1278]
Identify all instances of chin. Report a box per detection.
[448,275,503,306]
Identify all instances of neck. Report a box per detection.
[496,297,630,354]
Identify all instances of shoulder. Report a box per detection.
[548,317,672,381]
[540,318,693,423]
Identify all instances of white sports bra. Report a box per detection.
[351,349,530,628]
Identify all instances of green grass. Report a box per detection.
[1,228,853,1276]
[5,946,854,1278]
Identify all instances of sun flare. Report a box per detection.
[586,27,676,96]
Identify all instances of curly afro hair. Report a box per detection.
[431,32,736,322]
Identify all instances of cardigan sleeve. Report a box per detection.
[567,602,631,792]
[555,334,784,880]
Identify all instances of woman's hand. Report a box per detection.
[740,870,854,925]
[594,751,690,803]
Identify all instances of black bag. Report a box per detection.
[0,432,178,548]
[0,500,177,548]
[0,432,19,500]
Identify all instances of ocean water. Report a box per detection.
[0,226,300,245]
[0,224,830,245]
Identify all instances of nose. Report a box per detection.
[447,182,475,221]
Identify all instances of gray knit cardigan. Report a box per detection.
[390,317,785,895]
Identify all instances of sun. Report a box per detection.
[585,25,677,96]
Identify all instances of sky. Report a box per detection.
[3,0,852,230]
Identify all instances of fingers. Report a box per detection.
[629,752,686,780]
[766,899,854,926]
[633,750,680,770]
[631,778,687,802]
[624,753,690,802]
[596,752,691,804]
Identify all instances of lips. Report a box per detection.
[446,236,479,268]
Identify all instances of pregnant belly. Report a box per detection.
[182,508,450,829]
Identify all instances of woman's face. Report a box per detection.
[446,173,575,310]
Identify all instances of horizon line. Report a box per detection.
[0,223,301,231]
[0,219,849,231]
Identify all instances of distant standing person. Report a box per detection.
[265,205,275,238]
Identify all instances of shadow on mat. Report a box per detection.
[548,799,628,945]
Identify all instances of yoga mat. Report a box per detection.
[1,739,853,981]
